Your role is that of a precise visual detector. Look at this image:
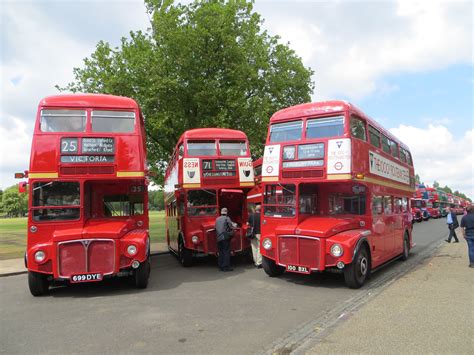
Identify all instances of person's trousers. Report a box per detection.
[447,224,459,242]
[251,234,262,266]
[465,237,474,265]
[217,239,231,269]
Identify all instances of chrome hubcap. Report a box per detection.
[360,257,368,275]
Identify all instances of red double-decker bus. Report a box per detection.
[259,101,415,288]
[18,94,151,296]
[164,128,254,266]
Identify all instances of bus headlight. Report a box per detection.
[127,245,138,256]
[330,244,344,257]
[262,238,272,250]
[34,250,46,263]
[191,235,200,244]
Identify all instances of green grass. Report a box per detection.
[0,211,166,260]
[0,217,27,260]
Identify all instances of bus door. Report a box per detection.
[219,189,244,250]
[371,195,389,265]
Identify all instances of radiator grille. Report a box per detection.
[278,236,320,269]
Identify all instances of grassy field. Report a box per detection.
[0,211,166,261]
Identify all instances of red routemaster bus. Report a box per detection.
[260,101,415,288]
[17,94,151,296]
[164,128,254,266]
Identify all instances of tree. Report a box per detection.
[148,189,164,210]
[415,174,421,184]
[433,181,439,188]
[58,0,314,185]
[1,185,28,217]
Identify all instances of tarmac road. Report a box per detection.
[0,218,448,354]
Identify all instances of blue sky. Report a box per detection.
[1,0,473,197]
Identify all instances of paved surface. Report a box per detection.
[304,239,473,355]
[0,219,455,354]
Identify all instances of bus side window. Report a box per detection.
[369,126,381,148]
[350,116,367,141]
[402,197,408,212]
[372,196,383,215]
[384,196,393,214]
[394,197,403,213]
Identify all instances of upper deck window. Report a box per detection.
[187,140,217,157]
[381,135,391,154]
[350,116,366,141]
[368,125,381,148]
[40,109,86,132]
[92,110,135,133]
[269,121,302,143]
[219,141,247,156]
[306,116,344,139]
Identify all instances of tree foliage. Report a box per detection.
[0,185,28,217]
[58,0,314,185]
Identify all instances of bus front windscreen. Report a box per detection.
[32,181,80,221]
[264,184,296,217]
[187,189,217,216]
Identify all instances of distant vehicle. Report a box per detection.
[259,101,415,288]
[17,94,151,296]
[164,128,254,266]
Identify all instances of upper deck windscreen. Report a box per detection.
[91,110,135,133]
[306,116,344,139]
[219,141,247,156]
[40,110,86,132]
[187,140,216,156]
[269,121,302,143]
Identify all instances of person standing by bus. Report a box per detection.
[460,205,474,268]
[216,208,236,272]
[445,205,459,243]
[248,205,262,268]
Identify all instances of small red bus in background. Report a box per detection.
[18,94,151,296]
[424,186,441,218]
[164,128,254,266]
[259,101,415,288]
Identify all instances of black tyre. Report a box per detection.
[344,245,370,289]
[134,257,151,289]
[28,271,49,296]
[262,256,285,277]
[400,234,410,261]
[178,237,193,267]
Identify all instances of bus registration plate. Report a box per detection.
[286,265,310,274]
[70,273,103,283]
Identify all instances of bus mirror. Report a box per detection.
[18,182,27,193]
[15,172,25,179]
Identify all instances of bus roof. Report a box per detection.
[179,128,248,141]
[39,94,139,109]
[269,100,410,151]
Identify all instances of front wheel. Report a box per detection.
[400,235,410,261]
[28,271,49,296]
[178,237,193,267]
[134,257,151,289]
[262,256,285,277]
[344,246,370,289]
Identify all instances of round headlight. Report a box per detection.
[34,250,46,263]
[262,238,273,250]
[30,226,37,233]
[330,244,344,257]
[191,235,199,244]
[137,220,144,227]
[127,245,138,256]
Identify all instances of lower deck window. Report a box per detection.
[329,193,366,215]
[104,194,144,216]
[264,184,296,217]
[32,181,80,221]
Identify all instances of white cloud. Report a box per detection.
[258,0,473,100]
[390,124,474,198]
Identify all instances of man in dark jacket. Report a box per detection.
[215,207,236,271]
[445,205,459,243]
[460,205,474,267]
[247,205,262,268]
